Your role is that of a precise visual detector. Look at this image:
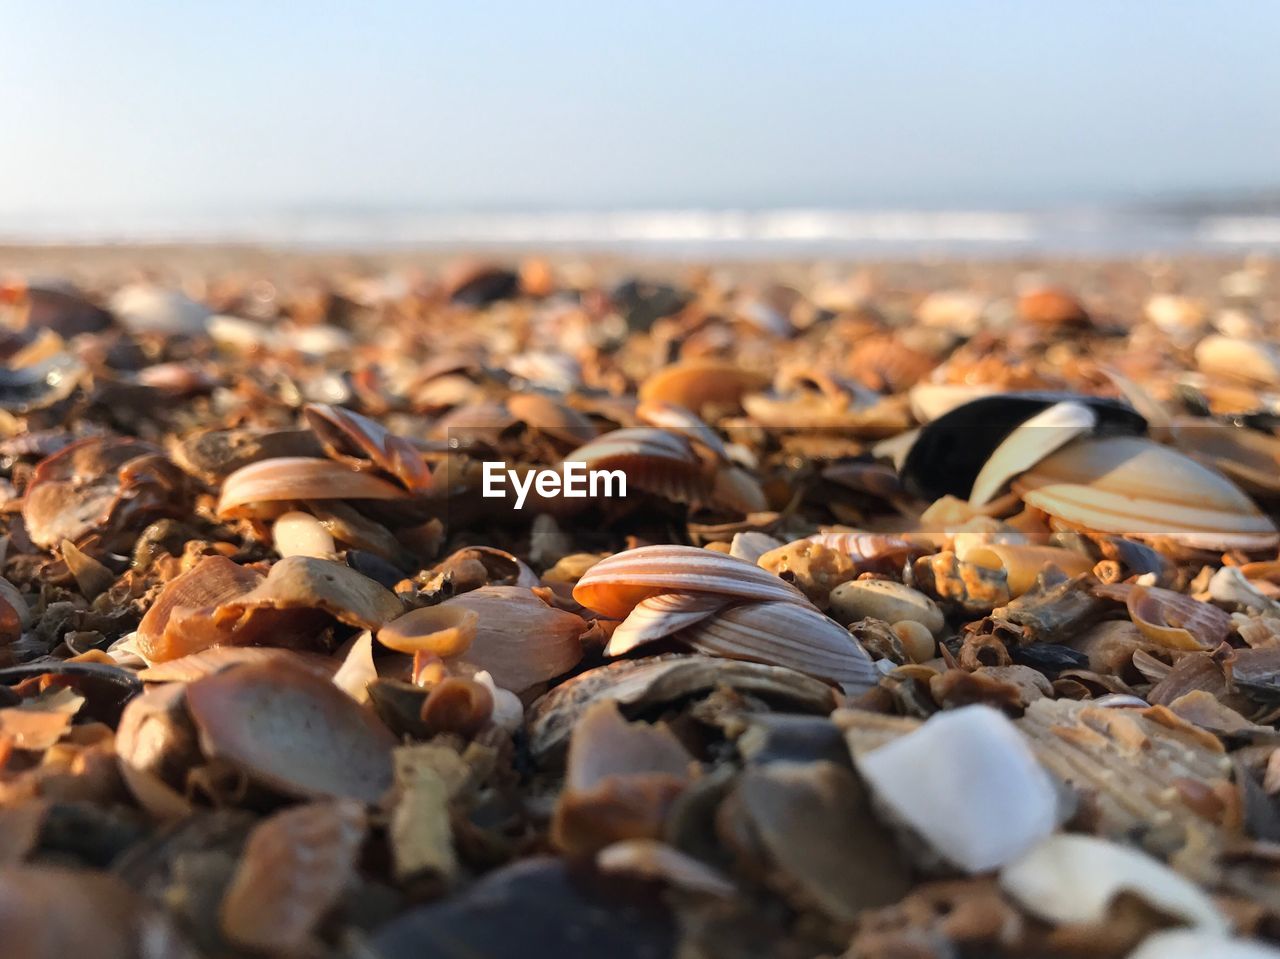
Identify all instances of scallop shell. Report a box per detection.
[681,600,878,695]
[1015,435,1278,550]
[185,660,396,803]
[573,544,808,619]
[217,456,410,519]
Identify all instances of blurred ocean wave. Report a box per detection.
[2,207,1279,256]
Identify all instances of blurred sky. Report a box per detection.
[2,0,1278,216]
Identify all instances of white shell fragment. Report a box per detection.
[856,705,1059,873]
[828,579,944,635]
[1000,834,1227,933]
[969,400,1096,506]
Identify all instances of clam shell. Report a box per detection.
[999,833,1226,932]
[605,593,728,656]
[217,456,410,519]
[564,428,707,504]
[136,556,265,662]
[638,360,768,413]
[439,586,586,692]
[1015,435,1278,550]
[682,600,878,694]
[1172,419,1280,495]
[573,544,807,619]
[304,403,433,492]
[185,660,396,802]
[969,400,1096,506]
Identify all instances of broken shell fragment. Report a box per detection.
[999,833,1227,933]
[185,660,396,803]
[855,704,1060,872]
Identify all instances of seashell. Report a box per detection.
[221,800,367,955]
[115,681,200,817]
[638,359,768,414]
[964,543,1094,597]
[915,289,989,336]
[596,839,735,898]
[605,592,727,657]
[387,743,462,883]
[1208,564,1280,614]
[729,530,785,564]
[169,427,325,484]
[218,456,410,519]
[0,865,196,959]
[551,700,693,856]
[1016,286,1089,327]
[1015,435,1279,551]
[303,403,432,492]
[0,354,85,414]
[573,544,807,619]
[1127,931,1280,959]
[1195,334,1280,386]
[213,555,405,630]
[1095,583,1231,651]
[999,833,1226,933]
[855,704,1060,872]
[1146,293,1207,334]
[135,555,265,662]
[332,631,378,703]
[419,677,494,737]
[379,605,479,657]
[474,670,523,732]
[969,400,1097,506]
[0,577,29,645]
[439,586,586,692]
[723,761,910,920]
[185,659,396,802]
[804,529,926,569]
[136,645,335,683]
[1172,419,1280,496]
[109,283,211,336]
[709,463,767,514]
[272,509,337,559]
[828,579,944,634]
[907,382,998,423]
[901,393,1145,501]
[846,335,937,392]
[3,277,112,337]
[742,389,910,434]
[891,620,936,662]
[431,545,540,590]
[507,393,598,445]
[681,600,878,694]
[528,654,837,762]
[636,400,728,459]
[564,427,707,505]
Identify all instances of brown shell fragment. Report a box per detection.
[136,555,265,662]
[304,403,433,492]
[185,660,397,803]
[638,359,768,414]
[378,604,479,657]
[220,800,367,955]
[552,700,694,856]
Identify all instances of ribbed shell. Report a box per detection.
[606,593,728,656]
[564,428,707,504]
[218,456,409,518]
[573,545,808,619]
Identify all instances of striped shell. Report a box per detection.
[564,428,708,504]
[1014,436,1278,551]
[217,456,410,519]
[573,545,808,619]
[681,601,878,695]
[605,593,728,656]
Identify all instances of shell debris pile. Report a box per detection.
[2,259,1280,958]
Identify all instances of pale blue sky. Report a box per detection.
[3,1,1278,215]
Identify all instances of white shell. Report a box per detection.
[1000,834,1227,933]
[606,593,728,657]
[856,705,1059,873]
[970,401,1096,506]
[110,284,211,336]
[273,511,338,560]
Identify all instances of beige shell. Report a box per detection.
[1014,436,1278,550]
[681,600,878,694]
[964,544,1095,597]
[304,403,433,492]
[1172,418,1280,495]
[438,586,586,692]
[1096,582,1232,651]
[1194,334,1280,386]
[573,544,808,619]
[378,604,479,657]
[638,359,768,413]
[136,556,265,662]
[969,400,1097,506]
[635,400,728,459]
[218,456,410,519]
